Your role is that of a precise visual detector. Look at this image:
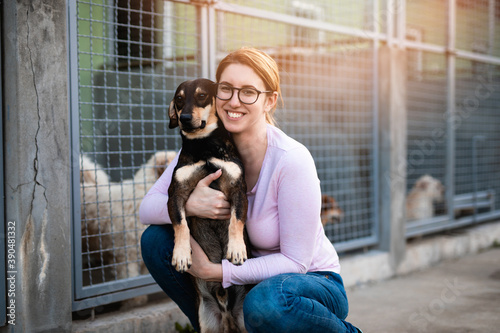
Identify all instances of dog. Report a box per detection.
[167,78,249,333]
[80,151,176,308]
[80,155,111,185]
[406,174,445,221]
[321,194,343,226]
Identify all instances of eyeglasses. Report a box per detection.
[216,83,272,105]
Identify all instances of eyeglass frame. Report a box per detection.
[215,83,272,105]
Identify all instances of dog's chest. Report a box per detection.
[175,139,243,188]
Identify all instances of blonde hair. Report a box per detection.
[216,47,282,126]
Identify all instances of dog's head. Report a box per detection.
[321,194,343,226]
[168,78,219,139]
[414,174,445,203]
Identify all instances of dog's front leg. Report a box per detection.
[171,208,192,273]
[168,184,193,273]
[168,162,207,272]
[208,158,248,266]
[227,212,247,265]
[226,189,248,266]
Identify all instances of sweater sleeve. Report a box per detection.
[138,150,180,225]
[222,146,322,288]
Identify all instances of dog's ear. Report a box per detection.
[155,164,167,180]
[152,152,168,180]
[209,81,218,96]
[168,100,179,129]
[208,81,218,114]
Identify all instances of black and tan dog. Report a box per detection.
[167,78,249,332]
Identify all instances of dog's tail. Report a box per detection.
[79,155,110,185]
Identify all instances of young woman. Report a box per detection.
[139,47,361,333]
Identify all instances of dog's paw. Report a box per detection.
[172,246,192,273]
[226,240,247,266]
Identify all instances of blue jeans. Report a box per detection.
[243,272,359,333]
[141,224,359,333]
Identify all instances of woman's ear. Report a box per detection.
[264,91,278,112]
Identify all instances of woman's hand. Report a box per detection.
[185,170,231,220]
[187,237,222,282]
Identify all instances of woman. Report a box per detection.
[139,47,361,333]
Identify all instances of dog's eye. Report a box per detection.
[198,93,207,99]
[176,96,184,102]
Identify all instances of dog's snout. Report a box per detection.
[180,114,192,124]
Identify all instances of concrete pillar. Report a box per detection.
[2,1,72,332]
[378,45,407,269]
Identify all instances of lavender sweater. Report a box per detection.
[139,124,340,288]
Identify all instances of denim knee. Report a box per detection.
[140,224,174,265]
[243,278,287,332]
[140,225,157,263]
[243,272,356,333]
[140,225,154,258]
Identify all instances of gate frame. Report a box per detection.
[68,0,164,312]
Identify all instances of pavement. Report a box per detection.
[345,247,500,333]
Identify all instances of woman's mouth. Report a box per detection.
[227,111,243,119]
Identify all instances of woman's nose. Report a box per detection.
[229,90,241,107]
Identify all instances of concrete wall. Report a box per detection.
[2,1,72,332]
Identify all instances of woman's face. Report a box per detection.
[216,63,276,136]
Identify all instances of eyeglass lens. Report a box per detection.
[217,84,260,105]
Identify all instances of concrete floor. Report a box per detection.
[346,247,500,333]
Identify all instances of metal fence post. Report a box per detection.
[198,4,210,79]
[208,5,217,81]
[378,1,407,268]
[445,0,456,223]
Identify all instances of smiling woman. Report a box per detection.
[140,47,361,333]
